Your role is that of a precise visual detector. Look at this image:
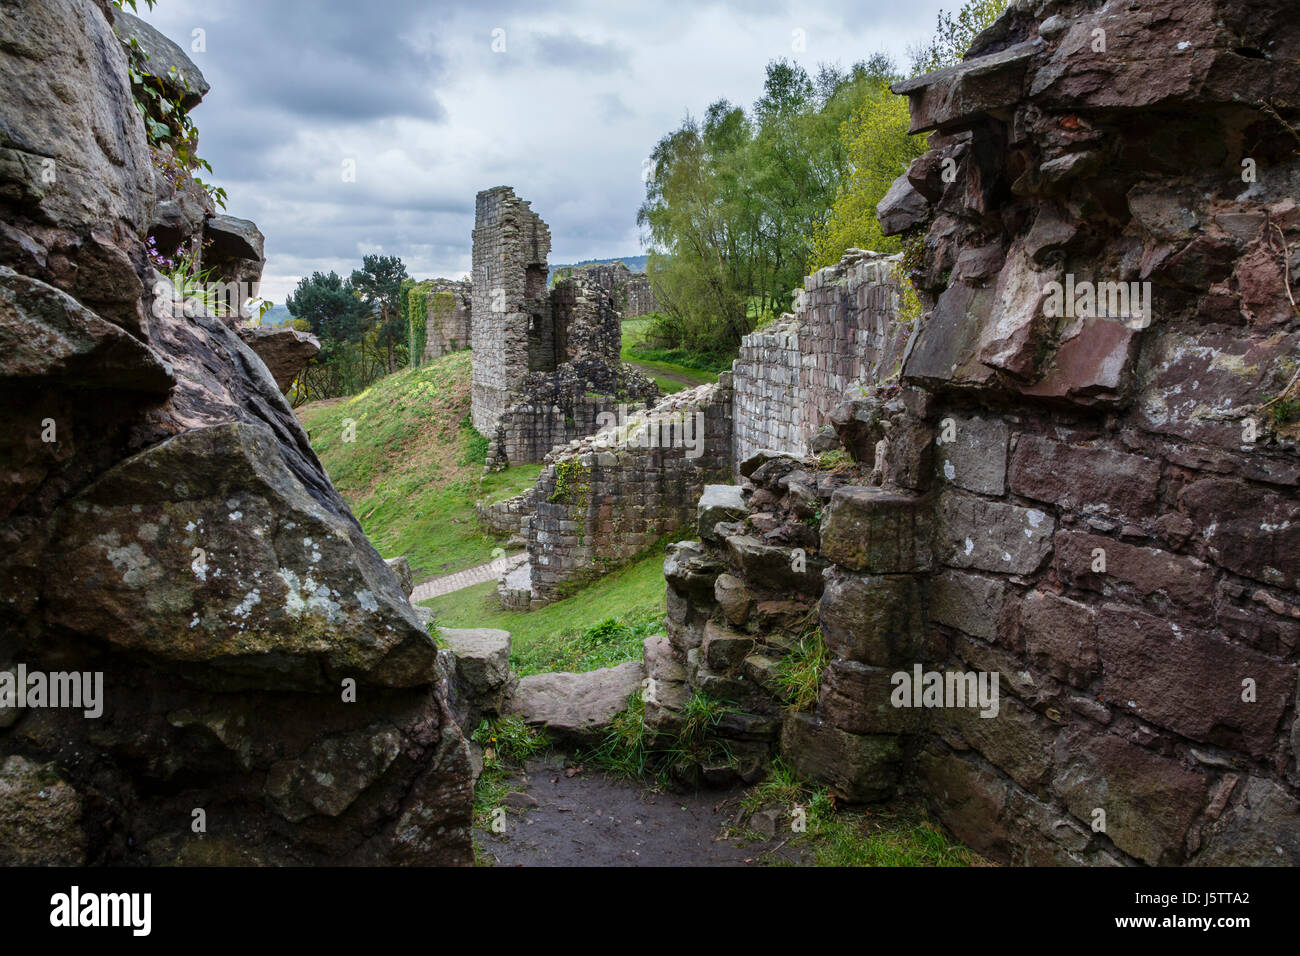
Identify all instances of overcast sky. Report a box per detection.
[138,0,951,304]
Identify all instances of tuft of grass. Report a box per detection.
[738,760,984,867]
[470,715,550,844]
[472,714,549,765]
[585,688,735,783]
[585,689,653,779]
[774,625,830,711]
[297,352,541,582]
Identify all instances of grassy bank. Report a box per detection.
[297,351,540,582]
[421,540,669,674]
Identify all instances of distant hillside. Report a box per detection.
[260,303,293,327]
[548,255,648,285]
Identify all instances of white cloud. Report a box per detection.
[140,0,953,304]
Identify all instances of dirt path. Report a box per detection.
[410,551,527,603]
[477,755,807,867]
[627,361,711,389]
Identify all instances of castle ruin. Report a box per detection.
[469,187,657,467]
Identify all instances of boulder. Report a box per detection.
[780,712,902,803]
[697,484,747,542]
[111,8,210,110]
[877,173,931,236]
[0,0,473,866]
[438,628,512,716]
[238,325,321,392]
[504,661,645,743]
[384,556,414,597]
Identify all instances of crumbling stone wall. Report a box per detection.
[560,260,658,318]
[732,251,911,469]
[648,0,1300,867]
[476,487,536,539]
[470,188,657,466]
[518,380,734,606]
[422,279,471,362]
[470,187,552,436]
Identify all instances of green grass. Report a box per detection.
[621,315,725,385]
[421,540,671,674]
[738,760,984,867]
[297,352,541,582]
[774,625,829,711]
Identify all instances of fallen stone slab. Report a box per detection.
[504,661,645,742]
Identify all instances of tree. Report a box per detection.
[909,0,1009,77]
[350,254,409,373]
[286,271,364,345]
[807,80,927,268]
[638,56,900,354]
[809,0,1009,270]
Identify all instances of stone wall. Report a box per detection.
[732,251,911,469]
[519,379,734,606]
[422,279,471,362]
[562,260,658,318]
[476,487,536,538]
[645,0,1300,867]
[470,186,552,436]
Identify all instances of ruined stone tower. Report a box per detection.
[470,186,553,436]
[469,186,657,466]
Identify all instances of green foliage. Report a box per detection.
[909,0,1010,77]
[114,4,225,211]
[299,352,541,579]
[585,688,735,783]
[288,257,415,401]
[458,415,490,465]
[512,610,663,676]
[351,254,410,374]
[808,82,927,268]
[473,715,550,765]
[807,0,1007,273]
[549,459,591,509]
[639,57,900,356]
[471,715,549,838]
[407,282,429,368]
[738,760,981,866]
[774,624,830,710]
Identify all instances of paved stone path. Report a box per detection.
[410,551,527,603]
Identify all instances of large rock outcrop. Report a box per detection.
[0,0,472,865]
[648,0,1300,867]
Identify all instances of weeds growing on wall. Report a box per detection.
[734,760,983,866]
[774,625,830,711]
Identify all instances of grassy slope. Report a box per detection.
[421,540,670,674]
[296,351,540,583]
